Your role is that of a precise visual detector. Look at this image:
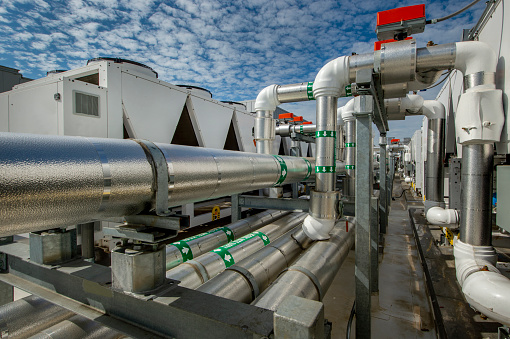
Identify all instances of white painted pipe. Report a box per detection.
[454,238,510,325]
[426,207,458,225]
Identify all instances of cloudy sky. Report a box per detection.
[0,0,485,138]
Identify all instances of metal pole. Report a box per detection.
[231,194,242,222]
[379,136,388,234]
[459,144,494,246]
[370,196,379,294]
[79,222,95,262]
[354,95,373,339]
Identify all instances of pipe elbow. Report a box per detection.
[454,239,510,325]
[422,100,445,120]
[401,94,424,114]
[454,41,498,76]
[255,84,280,111]
[302,215,335,240]
[426,206,458,225]
[313,56,350,98]
[341,98,355,122]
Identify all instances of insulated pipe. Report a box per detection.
[29,314,125,339]
[166,212,306,289]
[277,82,314,103]
[0,133,314,237]
[165,210,290,270]
[0,296,74,338]
[275,124,316,137]
[253,218,355,311]
[459,144,493,246]
[342,100,356,200]
[454,238,510,325]
[424,106,445,209]
[80,222,95,262]
[196,228,313,303]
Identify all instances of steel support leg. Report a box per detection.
[354,96,373,339]
[0,280,13,306]
[370,196,379,294]
[80,222,95,262]
[231,194,242,222]
[379,137,387,234]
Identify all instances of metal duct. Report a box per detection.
[459,144,494,246]
[166,212,306,289]
[0,296,74,338]
[253,218,355,311]
[29,314,125,339]
[0,133,314,236]
[165,210,290,270]
[196,228,313,303]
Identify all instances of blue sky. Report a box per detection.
[0,0,485,138]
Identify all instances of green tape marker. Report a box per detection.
[272,155,288,186]
[220,227,235,242]
[171,241,193,262]
[300,125,303,133]
[211,231,270,267]
[345,142,356,147]
[315,166,336,173]
[307,82,314,100]
[345,84,352,97]
[211,247,235,267]
[303,158,312,180]
[345,165,356,170]
[315,130,336,138]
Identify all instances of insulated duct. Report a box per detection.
[0,133,314,237]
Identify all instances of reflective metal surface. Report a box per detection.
[315,96,338,193]
[380,39,417,98]
[165,210,290,270]
[166,213,307,289]
[277,83,312,103]
[463,71,496,90]
[309,191,340,220]
[253,219,355,311]
[426,119,445,204]
[343,120,356,199]
[254,110,274,154]
[30,314,125,339]
[0,296,74,338]
[349,53,374,83]
[416,43,456,72]
[275,124,316,137]
[460,144,494,246]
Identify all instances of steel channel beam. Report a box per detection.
[0,244,274,339]
[370,196,379,294]
[354,96,373,339]
[238,195,310,212]
[379,139,388,234]
[231,194,242,222]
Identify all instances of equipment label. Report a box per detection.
[307,82,314,100]
[315,130,336,138]
[345,142,356,147]
[170,227,235,262]
[171,241,193,262]
[315,166,336,173]
[273,155,288,186]
[345,165,355,170]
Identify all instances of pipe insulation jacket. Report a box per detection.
[166,212,306,289]
[0,296,74,338]
[253,218,355,311]
[0,133,314,237]
[28,314,125,339]
[165,210,290,270]
[196,228,314,303]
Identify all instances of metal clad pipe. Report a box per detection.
[196,228,311,303]
[277,83,312,103]
[165,210,290,270]
[349,53,374,83]
[0,296,74,338]
[460,144,493,246]
[253,219,355,311]
[254,110,274,154]
[166,213,306,289]
[416,43,456,71]
[425,119,445,203]
[315,96,338,192]
[344,120,356,199]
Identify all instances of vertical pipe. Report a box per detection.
[459,144,493,246]
[354,97,373,339]
[80,222,95,262]
[290,139,301,199]
[254,110,275,155]
[344,120,356,199]
[425,118,445,205]
[379,138,387,234]
[315,96,338,192]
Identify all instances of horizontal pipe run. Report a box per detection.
[277,83,314,103]
[275,124,316,137]
[253,218,355,311]
[196,228,313,303]
[166,212,307,289]
[0,133,314,236]
[165,210,290,270]
[0,296,74,338]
